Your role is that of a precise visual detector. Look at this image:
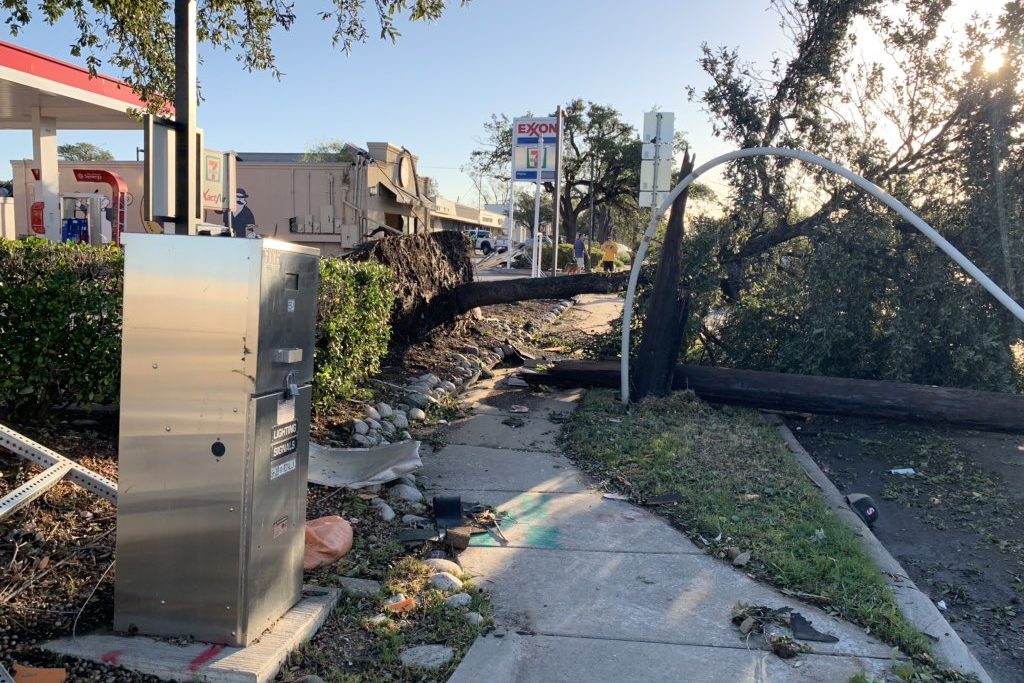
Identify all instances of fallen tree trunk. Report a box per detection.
[525,360,1024,432]
[453,271,631,311]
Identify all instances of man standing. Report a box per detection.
[600,236,618,273]
[573,234,586,270]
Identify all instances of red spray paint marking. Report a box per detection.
[100,650,124,665]
[188,645,225,672]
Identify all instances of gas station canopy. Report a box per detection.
[0,40,147,129]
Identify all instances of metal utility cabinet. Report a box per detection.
[114,234,320,646]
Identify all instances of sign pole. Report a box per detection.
[506,176,515,269]
[532,141,543,278]
[551,105,563,277]
[174,0,197,235]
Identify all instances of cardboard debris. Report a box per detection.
[11,665,66,683]
[308,441,421,489]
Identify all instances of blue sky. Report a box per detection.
[0,0,1004,204]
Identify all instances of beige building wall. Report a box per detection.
[6,143,440,255]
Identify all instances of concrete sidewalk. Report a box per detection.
[422,373,895,682]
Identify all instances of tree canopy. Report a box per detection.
[57,142,115,161]
[678,0,1024,391]
[2,1,468,109]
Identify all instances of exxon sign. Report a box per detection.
[512,116,559,181]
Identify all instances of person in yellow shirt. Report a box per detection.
[600,238,618,272]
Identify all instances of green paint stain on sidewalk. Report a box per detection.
[469,494,562,549]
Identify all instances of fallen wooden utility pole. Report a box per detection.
[452,271,631,312]
[524,360,1024,433]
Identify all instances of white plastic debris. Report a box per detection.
[890,468,916,475]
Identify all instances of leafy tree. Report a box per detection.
[57,142,115,161]
[469,100,644,243]
[683,0,1024,390]
[2,1,469,109]
[303,139,354,163]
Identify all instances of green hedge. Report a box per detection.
[0,241,395,420]
[314,258,394,413]
[0,240,124,419]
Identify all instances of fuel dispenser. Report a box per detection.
[59,193,107,244]
[113,234,320,646]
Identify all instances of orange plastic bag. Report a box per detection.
[303,516,353,570]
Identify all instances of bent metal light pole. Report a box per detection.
[619,146,1024,404]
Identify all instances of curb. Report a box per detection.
[775,421,992,682]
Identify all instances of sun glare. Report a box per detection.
[983,48,1005,73]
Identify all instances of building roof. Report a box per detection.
[0,40,151,129]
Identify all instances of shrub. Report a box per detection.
[532,243,631,271]
[0,240,124,419]
[0,241,395,421]
[314,258,395,413]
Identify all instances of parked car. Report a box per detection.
[466,229,495,253]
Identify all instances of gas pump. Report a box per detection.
[59,193,108,244]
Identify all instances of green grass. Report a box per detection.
[562,389,930,657]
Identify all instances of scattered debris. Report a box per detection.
[303,516,353,570]
[732,551,752,568]
[608,417,622,423]
[336,577,382,597]
[506,376,530,387]
[789,612,838,643]
[509,404,530,413]
[307,441,421,489]
[725,547,742,561]
[9,664,66,683]
[738,493,761,502]
[890,468,916,476]
[383,593,417,613]
[937,600,947,611]
[397,528,441,545]
[432,495,464,530]
[602,492,630,501]
[845,493,879,528]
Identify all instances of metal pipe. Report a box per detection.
[620,146,1024,404]
[507,176,515,269]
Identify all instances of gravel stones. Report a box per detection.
[430,572,463,592]
[353,434,372,447]
[402,514,430,526]
[389,484,424,503]
[373,501,396,522]
[375,402,393,418]
[408,393,431,408]
[365,418,382,431]
[400,644,454,669]
[464,611,484,625]
[444,592,472,608]
[391,412,409,429]
[422,558,462,575]
[352,420,369,435]
[364,406,381,421]
[336,577,382,597]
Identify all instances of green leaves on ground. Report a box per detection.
[562,389,929,656]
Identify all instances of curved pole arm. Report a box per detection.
[620,146,1024,404]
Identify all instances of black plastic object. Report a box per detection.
[790,612,839,643]
[846,493,879,528]
[433,495,464,530]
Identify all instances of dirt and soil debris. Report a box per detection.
[789,415,1024,683]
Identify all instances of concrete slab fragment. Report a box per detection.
[441,413,561,452]
[448,632,889,683]
[419,489,701,554]
[458,547,891,659]
[44,587,339,683]
[421,444,592,493]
